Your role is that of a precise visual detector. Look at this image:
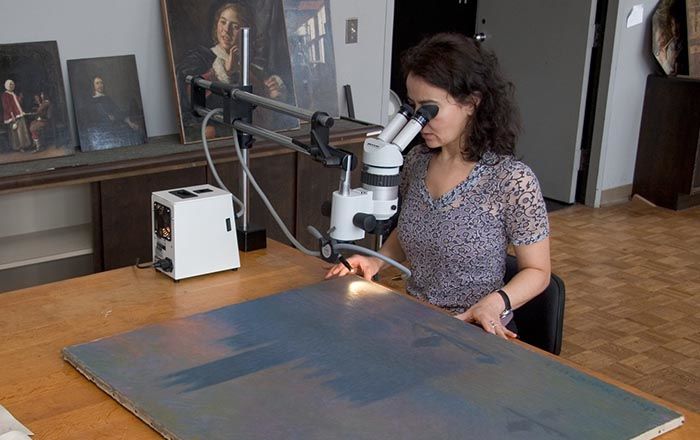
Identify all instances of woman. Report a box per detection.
[177,1,288,139]
[326,33,551,339]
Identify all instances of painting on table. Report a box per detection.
[64,277,684,439]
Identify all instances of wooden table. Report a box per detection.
[1,240,698,438]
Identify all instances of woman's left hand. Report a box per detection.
[454,292,517,340]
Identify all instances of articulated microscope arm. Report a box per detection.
[186,51,437,279]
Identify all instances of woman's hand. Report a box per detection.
[325,255,383,281]
[455,292,517,340]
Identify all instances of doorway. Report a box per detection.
[576,0,609,203]
[390,0,477,102]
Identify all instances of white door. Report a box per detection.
[476,0,597,203]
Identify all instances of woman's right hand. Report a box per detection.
[324,255,383,281]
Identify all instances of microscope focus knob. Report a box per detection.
[353,213,377,233]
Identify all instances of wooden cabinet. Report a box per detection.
[0,120,379,273]
[94,167,207,271]
[92,133,375,270]
[633,75,700,210]
[94,152,303,271]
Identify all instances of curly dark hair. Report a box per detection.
[401,33,520,161]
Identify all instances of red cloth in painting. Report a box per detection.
[2,91,25,123]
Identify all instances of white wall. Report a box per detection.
[0,0,393,144]
[1,0,393,136]
[587,0,659,206]
[1,0,177,144]
[330,0,393,124]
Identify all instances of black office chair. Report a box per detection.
[504,255,565,355]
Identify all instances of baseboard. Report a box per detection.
[600,184,633,207]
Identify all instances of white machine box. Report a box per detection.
[152,184,240,280]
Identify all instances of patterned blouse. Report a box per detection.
[397,145,549,313]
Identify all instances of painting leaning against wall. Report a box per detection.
[0,41,73,165]
[161,0,300,144]
[68,55,147,151]
[282,0,339,116]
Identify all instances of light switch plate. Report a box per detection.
[346,18,358,44]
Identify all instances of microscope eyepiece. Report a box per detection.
[398,103,414,118]
[414,105,439,124]
[377,101,414,142]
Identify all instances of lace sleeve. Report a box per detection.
[502,163,550,246]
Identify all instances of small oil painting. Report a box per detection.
[0,41,73,164]
[68,55,147,151]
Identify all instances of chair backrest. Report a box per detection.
[504,255,565,355]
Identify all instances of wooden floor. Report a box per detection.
[379,197,700,413]
[549,197,700,413]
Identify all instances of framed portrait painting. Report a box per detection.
[68,55,147,151]
[161,0,300,144]
[0,41,73,164]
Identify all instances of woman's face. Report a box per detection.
[5,80,15,92]
[406,73,475,152]
[216,7,243,51]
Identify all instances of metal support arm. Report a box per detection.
[186,75,356,170]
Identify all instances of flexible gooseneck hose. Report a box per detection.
[201,108,245,218]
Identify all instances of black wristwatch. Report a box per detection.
[496,288,512,321]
